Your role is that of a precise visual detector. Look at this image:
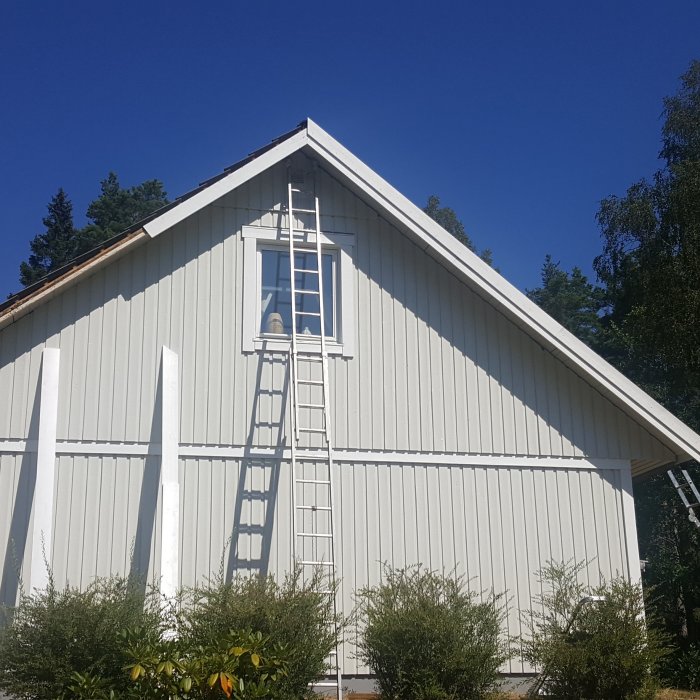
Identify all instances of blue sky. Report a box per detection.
[1,1,698,299]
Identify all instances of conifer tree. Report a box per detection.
[19,188,76,286]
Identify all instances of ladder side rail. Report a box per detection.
[681,468,700,506]
[313,184,343,695]
[669,469,693,508]
[288,177,301,562]
[288,179,300,443]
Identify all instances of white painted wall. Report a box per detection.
[0,153,657,675]
[44,454,631,674]
[0,157,675,461]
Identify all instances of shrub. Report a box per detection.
[0,574,163,700]
[122,628,289,699]
[177,566,343,699]
[61,629,289,699]
[356,565,509,700]
[521,560,669,700]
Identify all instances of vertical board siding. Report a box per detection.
[171,459,629,675]
[50,455,162,590]
[1,452,629,673]
[0,158,674,464]
[0,452,36,606]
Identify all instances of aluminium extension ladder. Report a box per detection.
[287,167,343,700]
[668,466,700,528]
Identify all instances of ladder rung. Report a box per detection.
[295,310,321,316]
[293,267,319,274]
[297,505,332,511]
[296,353,324,361]
[298,532,333,538]
[298,427,326,433]
[300,561,335,566]
[292,207,317,214]
[296,452,331,459]
[312,681,339,687]
[295,288,321,295]
[297,378,324,385]
[296,478,331,485]
[298,403,325,409]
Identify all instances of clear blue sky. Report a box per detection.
[1,0,698,299]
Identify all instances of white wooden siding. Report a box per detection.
[35,455,630,675]
[50,455,162,590]
[0,159,674,463]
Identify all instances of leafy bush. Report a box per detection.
[356,565,509,700]
[61,629,289,699]
[0,575,163,700]
[521,560,669,700]
[177,566,343,699]
[124,628,288,699]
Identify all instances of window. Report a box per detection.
[242,226,355,356]
[260,248,335,338]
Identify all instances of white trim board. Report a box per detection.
[159,346,180,602]
[30,349,60,592]
[0,438,628,470]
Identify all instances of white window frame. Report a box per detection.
[242,226,355,357]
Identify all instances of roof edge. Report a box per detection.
[304,118,700,469]
[1,118,698,472]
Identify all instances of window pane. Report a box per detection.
[260,249,334,337]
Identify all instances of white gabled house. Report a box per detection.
[1,119,699,683]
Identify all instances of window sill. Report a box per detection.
[251,337,346,356]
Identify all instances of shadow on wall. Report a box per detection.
[227,348,289,579]
[127,347,290,589]
[0,370,41,607]
[128,364,163,587]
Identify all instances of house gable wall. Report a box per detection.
[0,159,674,462]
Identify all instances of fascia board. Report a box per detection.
[0,230,149,331]
[144,129,310,238]
[306,119,700,466]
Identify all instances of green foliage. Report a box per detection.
[76,173,168,254]
[521,560,669,700]
[594,60,700,428]
[658,641,700,691]
[423,195,494,265]
[119,628,289,700]
[18,173,168,289]
[0,575,163,700]
[19,188,77,286]
[177,566,342,699]
[635,467,700,687]
[590,60,700,686]
[424,195,476,251]
[526,254,606,348]
[356,565,509,700]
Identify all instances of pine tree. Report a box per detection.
[75,173,168,254]
[19,189,77,286]
[526,254,606,349]
[423,195,493,264]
